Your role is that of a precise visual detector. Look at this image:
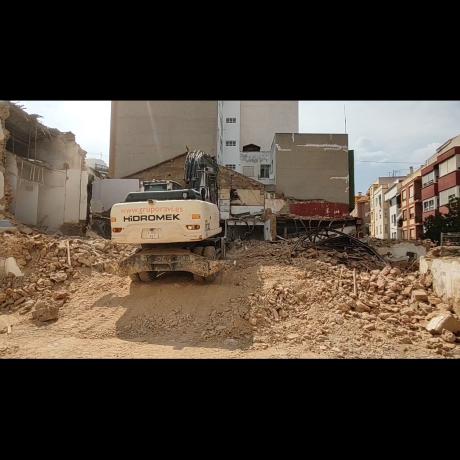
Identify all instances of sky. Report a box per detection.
[18,100,460,193]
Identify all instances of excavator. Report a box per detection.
[110,151,226,283]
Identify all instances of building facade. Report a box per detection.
[400,168,423,240]
[110,101,218,178]
[351,193,371,234]
[217,101,299,178]
[110,101,299,180]
[1,101,88,232]
[273,133,352,206]
[384,181,402,240]
[422,141,460,221]
[369,177,405,239]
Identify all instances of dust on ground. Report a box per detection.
[1,230,459,359]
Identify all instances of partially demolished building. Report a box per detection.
[0,101,88,233]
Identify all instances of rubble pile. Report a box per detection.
[240,255,460,357]
[0,230,135,322]
[292,246,384,271]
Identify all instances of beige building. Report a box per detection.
[240,101,299,152]
[369,177,405,239]
[110,101,299,179]
[110,101,218,178]
[274,133,352,205]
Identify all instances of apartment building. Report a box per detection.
[400,168,423,240]
[351,193,370,235]
[369,177,405,239]
[110,101,299,180]
[384,181,403,240]
[421,135,460,220]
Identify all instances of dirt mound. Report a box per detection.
[0,231,136,320]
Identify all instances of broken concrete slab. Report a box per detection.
[0,257,24,278]
[426,313,460,335]
[420,256,460,301]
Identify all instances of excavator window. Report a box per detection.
[125,190,203,203]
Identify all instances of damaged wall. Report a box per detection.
[1,102,88,232]
[0,103,9,214]
[5,151,87,230]
[125,153,267,220]
[420,255,460,301]
[125,153,187,186]
[274,133,350,205]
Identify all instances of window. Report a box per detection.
[402,210,407,221]
[423,198,437,212]
[226,117,237,124]
[409,185,414,198]
[439,186,460,206]
[439,155,459,177]
[402,190,407,201]
[225,164,236,170]
[410,229,415,240]
[378,195,382,206]
[391,214,396,224]
[409,206,415,219]
[260,164,270,179]
[243,144,261,152]
[422,171,436,187]
[226,140,237,147]
[243,166,255,177]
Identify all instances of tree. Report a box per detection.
[424,197,460,243]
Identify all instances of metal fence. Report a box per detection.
[440,232,460,246]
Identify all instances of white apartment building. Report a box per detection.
[217,101,299,182]
[384,181,403,240]
[369,177,406,240]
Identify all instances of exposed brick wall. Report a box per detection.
[124,154,187,187]
[218,168,265,191]
[124,154,265,193]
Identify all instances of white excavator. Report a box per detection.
[110,151,226,283]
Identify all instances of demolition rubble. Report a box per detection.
[1,225,460,358]
[1,227,135,325]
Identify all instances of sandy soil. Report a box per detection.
[2,242,458,359]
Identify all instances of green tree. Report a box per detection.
[424,197,460,243]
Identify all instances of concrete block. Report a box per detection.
[0,257,24,278]
[426,313,460,335]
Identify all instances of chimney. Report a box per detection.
[409,166,414,175]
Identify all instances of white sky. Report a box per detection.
[18,100,460,193]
